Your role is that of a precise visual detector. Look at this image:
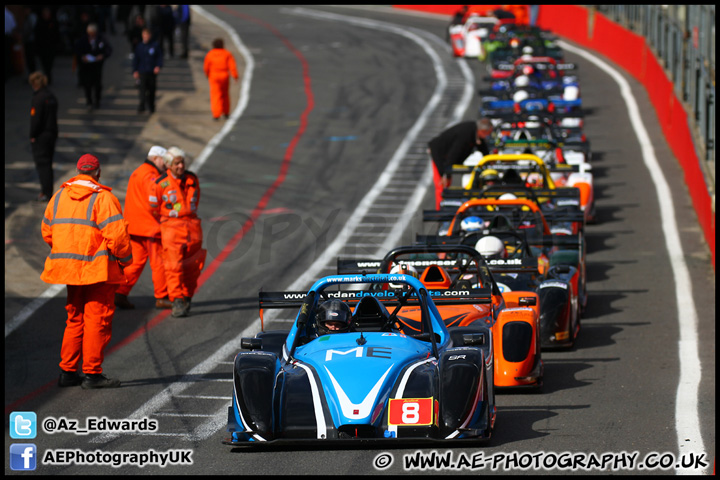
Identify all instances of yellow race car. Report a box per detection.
[445,153,595,224]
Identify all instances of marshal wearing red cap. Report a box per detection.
[40,152,131,389]
[76,153,100,172]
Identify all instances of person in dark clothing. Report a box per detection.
[427,118,494,209]
[132,28,163,114]
[127,14,146,54]
[29,71,58,202]
[22,7,37,75]
[451,5,469,25]
[94,5,114,35]
[174,5,191,59]
[116,5,133,34]
[74,23,112,109]
[35,7,61,85]
[152,5,175,59]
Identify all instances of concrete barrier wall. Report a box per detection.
[393,5,715,267]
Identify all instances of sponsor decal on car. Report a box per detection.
[388,398,434,426]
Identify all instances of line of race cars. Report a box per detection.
[223,16,594,446]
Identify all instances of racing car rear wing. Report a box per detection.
[258,286,494,330]
[480,108,584,124]
[336,258,463,275]
[440,184,582,201]
[489,61,577,73]
[448,162,588,176]
[494,138,588,152]
[415,233,581,249]
[337,256,543,276]
[480,98,583,114]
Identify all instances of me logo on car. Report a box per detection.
[325,347,391,361]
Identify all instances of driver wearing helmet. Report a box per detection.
[389,263,418,289]
[315,299,353,335]
[513,75,531,89]
[477,168,499,189]
[461,215,485,233]
[475,235,507,260]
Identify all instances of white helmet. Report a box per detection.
[513,90,529,103]
[499,193,517,200]
[475,236,506,259]
[563,85,580,101]
[522,46,534,56]
[460,215,485,232]
[514,75,530,88]
[389,263,418,289]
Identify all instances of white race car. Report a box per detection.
[449,15,498,59]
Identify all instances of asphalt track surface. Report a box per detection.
[4,6,715,475]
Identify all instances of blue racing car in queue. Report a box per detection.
[224,274,496,445]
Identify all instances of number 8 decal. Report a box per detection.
[402,402,420,424]
[388,398,433,426]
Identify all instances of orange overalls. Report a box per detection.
[116,160,168,299]
[203,47,238,119]
[150,170,206,302]
[41,175,132,374]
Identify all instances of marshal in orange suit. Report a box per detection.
[114,145,172,310]
[203,38,239,120]
[150,146,206,318]
[41,154,132,389]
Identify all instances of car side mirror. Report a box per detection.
[462,333,485,346]
[241,337,262,350]
[519,296,537,306]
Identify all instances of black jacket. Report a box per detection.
[133,40,164,74]
[30,87,58,139]
[428,121,490,176]
[74,33,113,65]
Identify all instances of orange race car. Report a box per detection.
[423,196,587,316]
[337,244,543,390]
[445,153,595,225]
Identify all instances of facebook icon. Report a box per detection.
[10,444,37,471]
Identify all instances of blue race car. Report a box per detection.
[224,274,496,444]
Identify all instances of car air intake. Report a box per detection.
[502,321,533,362]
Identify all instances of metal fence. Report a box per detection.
[591,5,715,195]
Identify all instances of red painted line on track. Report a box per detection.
[5,6,314,415]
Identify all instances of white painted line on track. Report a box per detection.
[558,40,706,475]
[190,6,254,173]
[5,284,64,337]
[93,6,471,444]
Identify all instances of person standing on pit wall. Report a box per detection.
[29,71,58,202]
[151,147,206,317]
[132,27,163,115]
[35,7,61,85]
[5,6,17,82]
[174,5,191,59]
[127,14,147,55]
[451,5,470,25]
[203,38,238,120]
[74,23,112,110]
[41,154,132,389]
[152,5,175,59]
[21,6,37,75]
[114,146,172,310]
[427,118,494,210]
